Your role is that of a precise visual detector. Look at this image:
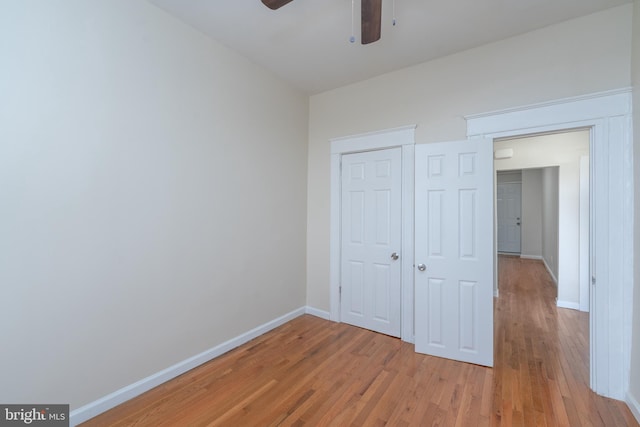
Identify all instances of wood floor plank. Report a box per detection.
[81,256,639,426]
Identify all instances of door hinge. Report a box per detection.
[591,276,596,286]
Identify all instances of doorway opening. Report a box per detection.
[466,88,633,399]
[493,129,590,309]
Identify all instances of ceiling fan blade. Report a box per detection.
[261,0,294,10]
[361,0,382,44]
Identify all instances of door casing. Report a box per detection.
[466,88,633,401]
[330,125,416,342]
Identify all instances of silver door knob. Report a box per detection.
[391,252,399,261]
[417,264,426,272]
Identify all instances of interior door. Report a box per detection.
[414,139,493,366]
[497,182,522,253]
[340,148,402,337]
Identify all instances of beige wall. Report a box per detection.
[307,5,632,311]
[630,0,640,411]
[0,0,308,409]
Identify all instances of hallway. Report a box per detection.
[495,255,636,425]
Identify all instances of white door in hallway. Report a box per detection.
[414,140,494,366]
[340,148,402,337]
[497,182,522,253]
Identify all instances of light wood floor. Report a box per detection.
[82,256,638,426]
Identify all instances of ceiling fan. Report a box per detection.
[261,0,382,45]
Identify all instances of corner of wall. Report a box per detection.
[627,390,640,424]
[305,306,331,320]
[70,307,307,426]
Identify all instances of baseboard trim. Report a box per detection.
[627,391,640,424]
[70,307,306,426]
[557,299,580,311]
[305,306,331,320]
[542,258,558,285]
[520,254,543,260]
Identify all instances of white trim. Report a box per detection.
[542,257,558,285]
[330,154,341,322]
[626,391,640,424]
[70,307,305,426]
[579,155,590,313]
[465,88,631,135]
[494,289,499,298]
[305,306,331,320]
[329,125,416,343]
[401,143,415,343]
[520,254,543,260]
[557,300,580,311]
[466,89,633,401]
[330,125,416,154]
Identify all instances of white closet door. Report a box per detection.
[340,148,402,337]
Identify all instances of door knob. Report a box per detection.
[391,252,399,261]
[417,264,426,272]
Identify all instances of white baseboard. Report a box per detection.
[542,258,558,285]
[305,306,331,320]
[520,254,543,260]
[627,391,640,424]
[70,307,306,426]
[556,299,580,311]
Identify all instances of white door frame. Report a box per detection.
[330,125,416,343]
[465,88,633,401]
[579,155,590,313]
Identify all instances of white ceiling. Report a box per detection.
[149,0,630,94]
